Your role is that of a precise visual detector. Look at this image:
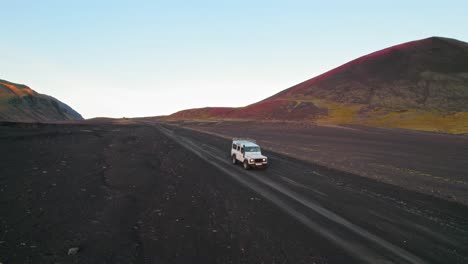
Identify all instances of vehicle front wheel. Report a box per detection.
[243,161,250,170]
[232,155,237,165]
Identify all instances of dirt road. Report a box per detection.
[1,122,467,263]
[158,123,468,264]
[164,121,468,205]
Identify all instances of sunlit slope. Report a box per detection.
[167,37,468,133]
[0,79,83,122]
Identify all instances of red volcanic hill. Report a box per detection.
[0,79,83,122]
[166,37,468,133]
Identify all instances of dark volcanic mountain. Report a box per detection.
[271,36,468,110]
[0,79,83,122]
[167,37,468,133]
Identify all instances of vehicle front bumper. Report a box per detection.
[248,161,268,168]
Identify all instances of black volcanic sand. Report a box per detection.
[2,122,468,263]
[1,123,348,263]
[163,123,468,263]
[166,120,468,205]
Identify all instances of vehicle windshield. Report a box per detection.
[245,146,260,152]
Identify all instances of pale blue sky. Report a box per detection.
[1,0,467,118]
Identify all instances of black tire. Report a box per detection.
[232,155,237,165]
[243,160,250,170]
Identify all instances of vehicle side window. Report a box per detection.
[232,144,236,149]
[241,148,244,153]
[237,146,240,151]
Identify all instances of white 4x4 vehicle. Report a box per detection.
[231,138,268,170]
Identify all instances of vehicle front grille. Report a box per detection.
[254,158,264,162]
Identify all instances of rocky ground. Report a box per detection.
[1,122,348,263]
[1,121,467,263]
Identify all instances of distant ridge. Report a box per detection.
[0,79,83,122]
[165,37,468,133]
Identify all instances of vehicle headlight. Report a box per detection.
[250,159,254,162]
[263,158,266,161]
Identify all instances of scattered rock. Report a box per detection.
[68,247,79,255]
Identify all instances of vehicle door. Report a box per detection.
[231,143,237,156]
[239,146,244,161]
[234,145,240,161]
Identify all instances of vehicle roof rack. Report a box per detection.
[232,137,256,143]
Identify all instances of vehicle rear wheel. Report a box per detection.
[243,160,250,170]
[232,155,237,165]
